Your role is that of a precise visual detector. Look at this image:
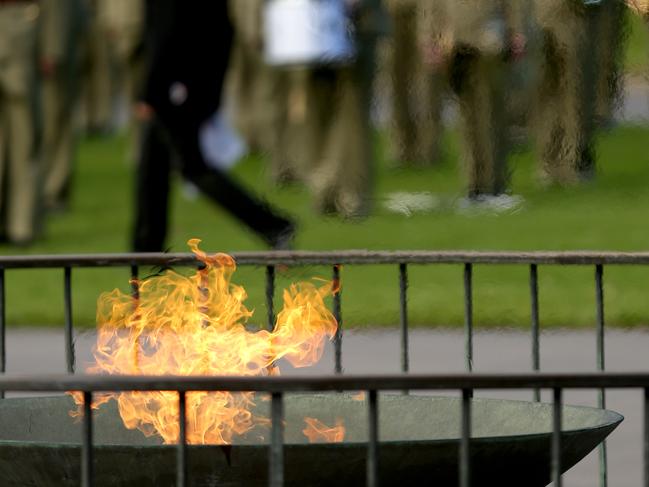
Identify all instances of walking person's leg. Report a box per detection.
[168,119,295,248]
[132,119,172,252]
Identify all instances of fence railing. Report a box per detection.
[1,250,649,486]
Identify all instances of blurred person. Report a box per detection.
[80,0,112,135]
[0,0,40,245]
[99,0,144,112]
[504,0,539,148]
[39,0,87,212]
[228,0,296,183]
[386,0,446,167]
[227,0,264,153]
[298,0,388,218]
[533,0,601,184]
[595,0,628,128]
[132,0,295,252]
[420,1,526,202]
[98,0,144,161]
[276,67,313,183]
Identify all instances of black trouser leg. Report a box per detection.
[168,119,293,245]
[132,119,172,252]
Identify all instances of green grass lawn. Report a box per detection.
[2,123,649,330]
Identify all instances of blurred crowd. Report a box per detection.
[0,0,142,246]
[0,0,647,249]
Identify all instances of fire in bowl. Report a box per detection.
[0,393,621,487]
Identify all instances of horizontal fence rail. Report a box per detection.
[3,372,649,392]
[1,250,649,268]
[0,372,647,487]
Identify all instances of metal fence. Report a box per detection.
[1,250,649,486]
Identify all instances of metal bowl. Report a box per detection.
[0,394,622,486]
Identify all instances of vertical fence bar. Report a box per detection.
[270,392,284,487]
[530,264,540,402]
[595,264,606,377]
[82,391,93,487]
[463,264,473,373]
[177,391,187,487]
[398,264,409,375]
[130,265,139,300]
[131,266,141,370]
[367,389,379,487]
[595,264,607,487]
[266,265,276,331]
[460,389,472,487]
[552,388,562,487]
[64,267,75,374]
[333,265,343,374]
[644,388,649,487]
[0,269,5,399]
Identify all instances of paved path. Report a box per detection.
[4,327,649,486]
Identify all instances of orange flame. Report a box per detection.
[71,239,337,445]
[302,417,346,443]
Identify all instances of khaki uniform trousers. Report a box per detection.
[301,39,376,217]
[40,0,86,208]
[446,1,512,196]
[303,1,385,217]
[0,3,40,242]
[42,69,75,208]
[81,0,112,132]
[228,46,293,180]
[504,0,538,135]
[595,0,627,125]
[418,0,516,195]
[386,0,445,166]
[274,68,317,185]
[534,0,599,183]
[228,0,294,182]
[99,0,143,112]
[451,48,508,196]
[99,0,143,160]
